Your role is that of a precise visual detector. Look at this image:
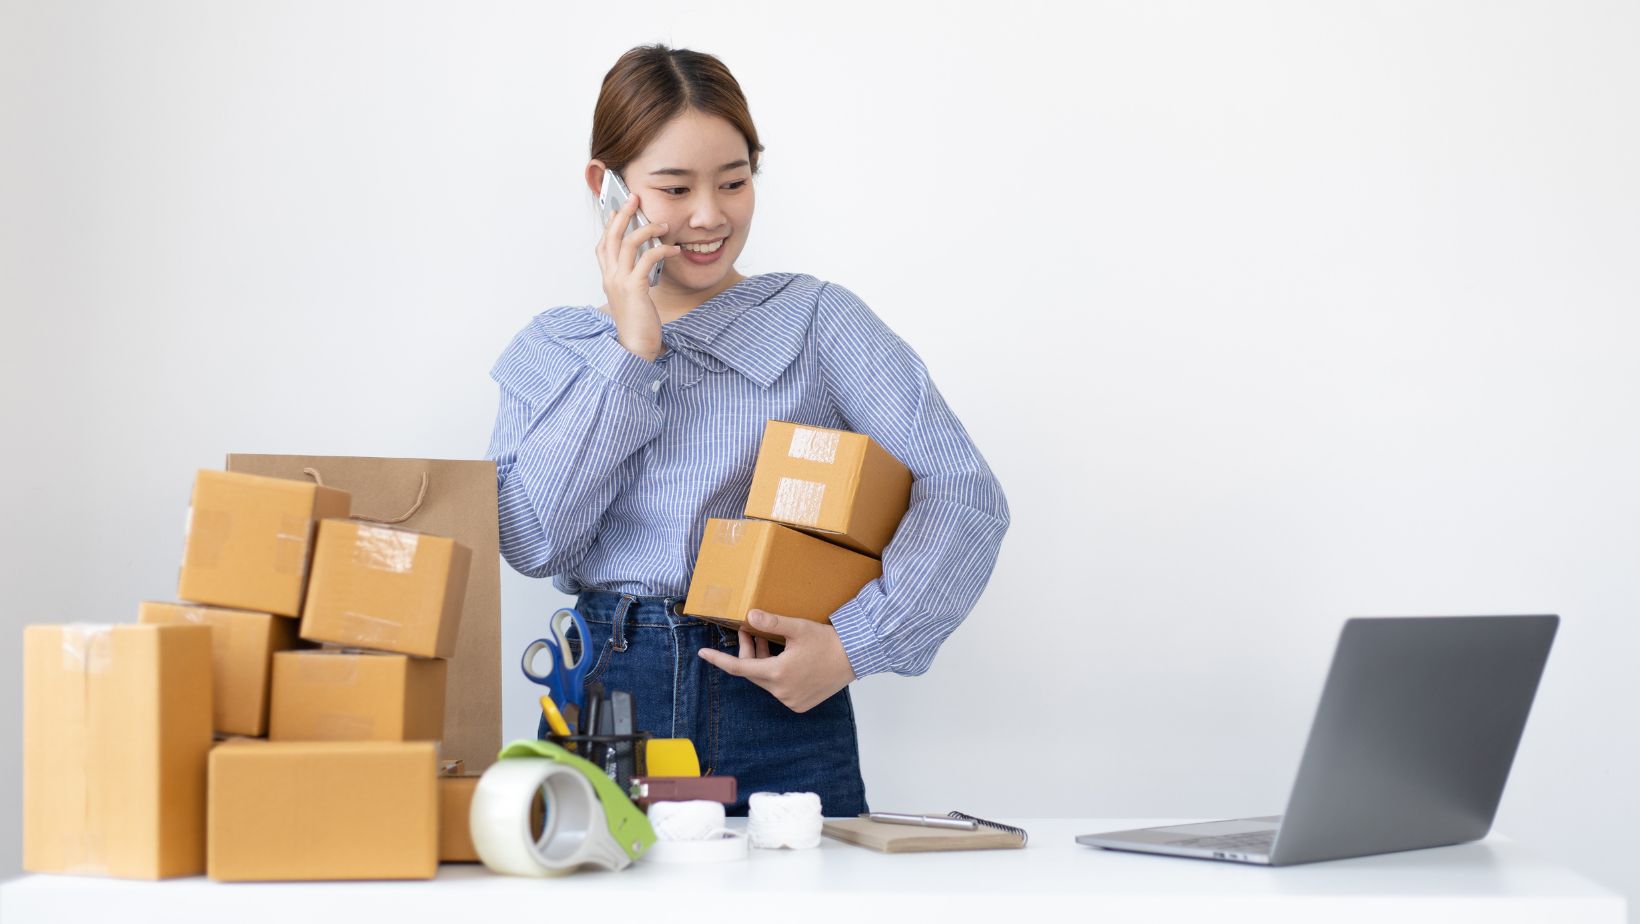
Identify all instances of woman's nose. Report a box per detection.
[689,195,728,231]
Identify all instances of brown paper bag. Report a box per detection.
[225,454,500,773]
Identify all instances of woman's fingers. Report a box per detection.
[618,219,668,278]
[736,626,773,659]
[595,188,641,270]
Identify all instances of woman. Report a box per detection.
[485,44,1009,816]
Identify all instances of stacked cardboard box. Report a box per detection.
[684,421,913,642]
[22,468,475,882]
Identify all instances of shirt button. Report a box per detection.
[651,380,661,392]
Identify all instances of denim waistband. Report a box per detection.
[574,590,721,652]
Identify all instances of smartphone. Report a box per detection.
[598,169,663,287]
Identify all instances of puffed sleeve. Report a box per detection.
[485,308,667,578]
[813,283,1011,677]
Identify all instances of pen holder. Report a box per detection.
[544,731,650,794]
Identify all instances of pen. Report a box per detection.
[863,812,978,831]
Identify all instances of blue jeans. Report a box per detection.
[541,590,869,817]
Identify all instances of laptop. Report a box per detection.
[1077,614,1558,866]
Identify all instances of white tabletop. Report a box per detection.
[1,819,1626,924]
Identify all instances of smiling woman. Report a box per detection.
[485,44,1011,817]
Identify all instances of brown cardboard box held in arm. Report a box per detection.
[683,518,883,643]
[23,623,214,879]
[743,420,913,558]
[225,455,501,776]
[177,469,351,616]
[438,775,482,862]
[269,650,446,743]
[299,519,471,659]
[208,740,438,881]
[137,601,299,737]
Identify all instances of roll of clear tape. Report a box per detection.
[648,800,727,841]
[469,757,633,875]
[642,800,746,864]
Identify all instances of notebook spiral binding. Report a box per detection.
[948,811,1029,846]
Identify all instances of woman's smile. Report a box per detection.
[676,234,728,264]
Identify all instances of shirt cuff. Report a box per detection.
[585,333,666,399]
[830,590,895,679]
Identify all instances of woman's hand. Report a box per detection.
[697,610,859,713]
[595,187,681,361]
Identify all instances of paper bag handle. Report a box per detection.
[302,467,429,524]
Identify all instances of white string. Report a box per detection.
[647,801,729,842]
[746,791,823,849]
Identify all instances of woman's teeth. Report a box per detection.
[680,239,724,254]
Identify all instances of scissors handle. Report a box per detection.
[520,639,558,685]
[519,607,597,710]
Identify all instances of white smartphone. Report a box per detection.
[598,169,663,287]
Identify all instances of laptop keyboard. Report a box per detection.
[1164,831,1276,852]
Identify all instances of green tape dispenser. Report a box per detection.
[469,739,656,875]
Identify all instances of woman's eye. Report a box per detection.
[659,181,746,196]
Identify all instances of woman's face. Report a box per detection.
[596,110,755,295]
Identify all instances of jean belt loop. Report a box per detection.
[611,594,634,652]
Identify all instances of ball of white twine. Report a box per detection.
[746,791,823,849]
[647,800,729,842]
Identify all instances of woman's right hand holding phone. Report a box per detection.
[595,191,680,362]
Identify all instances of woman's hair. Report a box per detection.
[591,44,765,178]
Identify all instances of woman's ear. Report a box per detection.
[585,160,608,196]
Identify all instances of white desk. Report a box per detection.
[1,819,1625,923]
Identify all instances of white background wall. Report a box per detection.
[2,0,1635,906]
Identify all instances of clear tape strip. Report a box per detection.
[295,651,362,684]
[787,427,839,464]
[352,524,418,573]
[62,624,113,874]
[61,623,113,674]
[338,611,404,646]
[712,520,744,546]
[771,477,825,526]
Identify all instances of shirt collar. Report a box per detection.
[538,272,816,391]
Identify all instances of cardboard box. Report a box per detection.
[683,518,884,642]
[269,650,446,743]
[137,601,300,737]
[743,420,913,558]
[208,740,438,880]
[23,624,214,879]
[438,775,482,862]
[178,469,351,617]
[299,519,471,658]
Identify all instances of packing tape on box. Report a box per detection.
[713,520,746,545]
[61,623,113,674]
[772,476,825,526]
[59,624,113,874]
[182,506,231,570]
[787,427,840,463]
[293,651,361,683]
[469,739,655,876]
[338,610,404,647]
[275,514,311,576]
[351,524,419,573]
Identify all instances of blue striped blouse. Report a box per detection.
[484,272,1010,678]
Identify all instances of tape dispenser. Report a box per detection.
[470,739,656,875]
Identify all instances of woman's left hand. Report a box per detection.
[697,610,857,713]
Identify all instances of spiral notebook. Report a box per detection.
[822,812,1028,853]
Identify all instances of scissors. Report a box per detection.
[521,607,595,714]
